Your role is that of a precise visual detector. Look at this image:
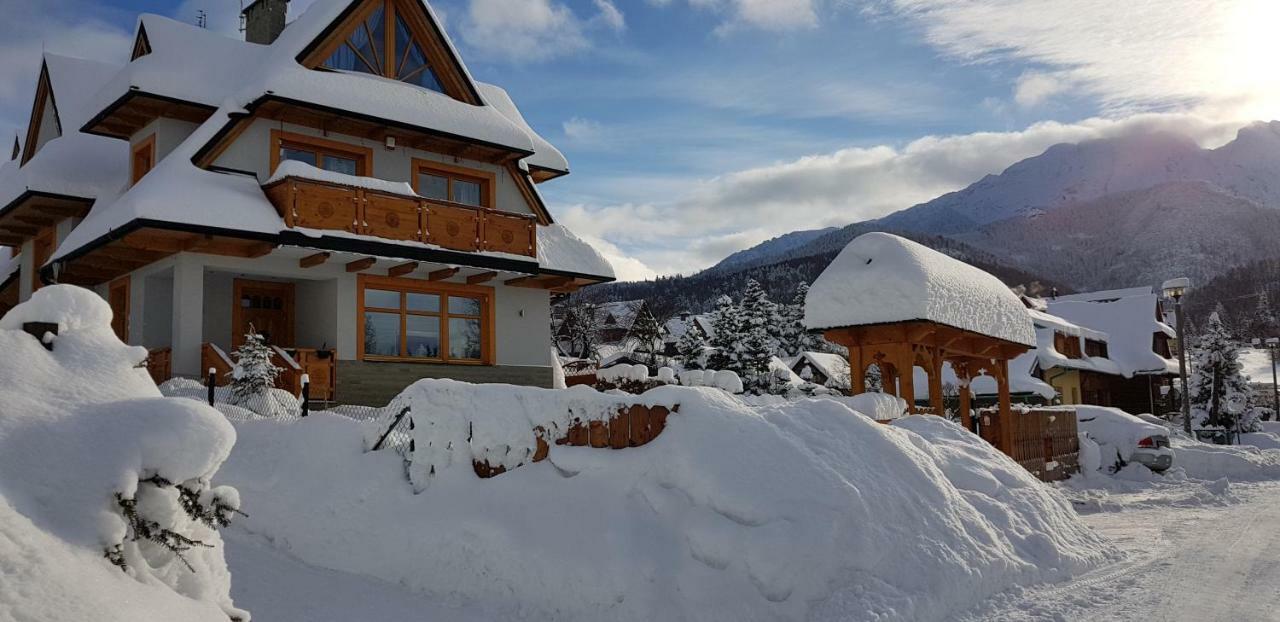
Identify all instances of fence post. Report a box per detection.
[207,367,217,406]
[300,373,311,418]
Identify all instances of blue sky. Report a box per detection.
[2,0,1276,279]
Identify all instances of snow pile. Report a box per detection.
[678,368,745,393]
[598,363,652,385]
[222,383,1110,621]
[267,160,417,196]
[0,286,245,621]
[1074,405,1171,469]
[805,232,1036,347]
[159,377,301,423]
[1169,435,1280,481]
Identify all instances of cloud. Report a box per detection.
[0,1,131,134]
[1013,71,1067,108]
[651,0,820,32]
[457,0,625,62]
[872,0,1280,119]
[557,113,1247,279]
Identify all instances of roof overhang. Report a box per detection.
[822,319,1032,362]
[529,164,569,184]
[193,95,536,170]
[81,89,219,140]
[0,191,94,246]
[47,218,613,290]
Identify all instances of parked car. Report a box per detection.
[1074,405,1173,473]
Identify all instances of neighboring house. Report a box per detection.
[594,300,648,344]
[661,311,712,356]
[792,351,851,389]
[1046,287,1180,415]
[0,0,614,406]
[1025,307,1125,406]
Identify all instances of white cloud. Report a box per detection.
[652,0,819,32]
[457,0,625,62]
[558,113,1247,279]
[874,0,1280,119]
[561,117,606,144]
[1013,71,1067,108]
[0,1,131,133]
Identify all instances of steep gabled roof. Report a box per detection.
[1047,292,1178,377]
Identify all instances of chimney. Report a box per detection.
[242,0,289,45]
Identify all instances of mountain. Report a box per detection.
[708,228,837,274]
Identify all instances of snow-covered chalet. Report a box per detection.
[0,0,614,406]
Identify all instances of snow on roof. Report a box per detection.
[805,232,1036,347]
[1028,308,1107,342]
[1031,325,1123,377]
[795,351,850,386]
[0,54,125,212]
[1047,293,1178,377]
[911,350,1057,400]
[267,160,417,196]
[476,83,568,174]
[537,224,614,279]
[595,300,645,328]
[1052,286,1154,304]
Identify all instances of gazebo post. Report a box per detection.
[996,358,1015,453]
[849,344,865,396]
[898,345,916,415]
[927,347,944,415]
[954,361,973,431]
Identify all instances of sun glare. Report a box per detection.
[1219,0,1280,119]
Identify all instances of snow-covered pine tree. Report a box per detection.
[675,324,707,369]
[706,295,743,372]
[778,282,820,357]
[739,279,783,356]
[1251,290,1277,337]
[737,280,781,393]
[229,325,282,410]
[865,361,884,392]
[1188,312,1255,431]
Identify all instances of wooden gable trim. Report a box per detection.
[506,163,553,225]
[21,61,57,166]
[10,136,19,161]
[297,0,482,106]
[131,24,153,61]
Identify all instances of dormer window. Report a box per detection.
[320,1,445,94]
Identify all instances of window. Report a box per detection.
[1053,332,1082,359]
[270,130,372,177]
[320,0,446,94]
[1084,339,1108,359]
[412,159,494,208]
[131,134,156,185]
[358,275,492,364]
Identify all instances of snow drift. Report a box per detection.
[0,285,246,621]
[221,382,1111,621]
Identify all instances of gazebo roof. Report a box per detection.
[804,232,1036,348]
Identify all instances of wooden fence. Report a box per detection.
[472,404,677,478]
[977,407,1080,483]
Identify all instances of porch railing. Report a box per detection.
[200,342,337,402]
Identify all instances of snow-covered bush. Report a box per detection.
[160,376,299,423]
[226,330,298,418]
[0,285,246,621]
[223,382,1111,622]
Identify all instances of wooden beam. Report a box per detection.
[388,261,419,278]
[14,214,57,227]
[345,257,377,273]
[466,271,497,285]
[428,267,460,281]
[0,224,38,236]
[504,275,537,287]
[299,252,331,269]
[241,242,276,259]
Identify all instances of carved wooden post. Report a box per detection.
[996,358,1015,454]
[898,345,916,415]
[954,361,973,432]
[849,345,865,396]
[927,346,944,416]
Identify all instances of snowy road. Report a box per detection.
[965,481,1280,621]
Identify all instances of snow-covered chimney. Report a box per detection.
[242,0,289,45]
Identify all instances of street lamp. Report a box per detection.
[1163,277,1192,435]
[1251,337,1280,422]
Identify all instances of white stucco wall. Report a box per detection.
[32,93,59,158]
[494,285,552,367]
[131,117,199,167]
[211,119,533,216]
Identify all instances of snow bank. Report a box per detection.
[1169,436,1280,481]
[805,232,1036,347]
[221,383,1110,621]
[0,286,245,621]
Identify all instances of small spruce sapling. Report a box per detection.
[228,325,283,413]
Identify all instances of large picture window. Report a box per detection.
[358,275,493,364]
[270,130,372,177]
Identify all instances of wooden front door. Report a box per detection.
[232,279,295,348]
[108,277,130,342]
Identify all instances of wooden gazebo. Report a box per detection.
[805,233,1037,450]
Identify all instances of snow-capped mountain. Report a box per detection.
[703,120,1280,291]
[708,227,838,274]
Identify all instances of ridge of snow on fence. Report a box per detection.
[363,380,679,491]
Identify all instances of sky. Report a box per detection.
[2,0,1278,280]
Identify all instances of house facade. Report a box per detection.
[0,0,614,406]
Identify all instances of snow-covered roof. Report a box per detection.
[1052,286,1154,304]
[794,351,850,387]
[1047,292,1178,377]
[1028,308,1107,342]
[805,233,1036,347]
[595,300,646,329]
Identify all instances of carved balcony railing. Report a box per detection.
[263,176,537,258]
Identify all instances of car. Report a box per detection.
[1073,405,1174,473]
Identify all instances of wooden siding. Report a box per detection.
[977,407,1081,483]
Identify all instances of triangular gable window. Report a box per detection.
[321,0,445,95]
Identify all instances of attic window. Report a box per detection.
[320,0,445,94]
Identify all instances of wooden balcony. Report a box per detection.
[263,176,537,258]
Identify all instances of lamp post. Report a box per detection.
[1163,278,1192,435]
[1252,337,1280,422]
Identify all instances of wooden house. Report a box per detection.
[0,0,614,406]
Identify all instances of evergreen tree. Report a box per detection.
[675,325,707,369]
[560,299,601,360]
[229,326,283,410]
[1188,312,1254,430]
[779,282,820,357]
[864,362,884,392]
[706,295,743,372]
[629,308,664,365]
[1251,290,1277,337]
[739,279,783,357]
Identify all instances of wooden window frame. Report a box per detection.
[412,158,496,209]
[269,129,374,177]
[131,134,156,185]
[357,274,495,365]
[109,276,131,342]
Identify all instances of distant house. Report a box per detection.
[553,299,662,361]
[791,352,851,389]
[661,311,713,356]
[1045,287,1180,415]
[1025,306,1125,406]
[0,0,614,406]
